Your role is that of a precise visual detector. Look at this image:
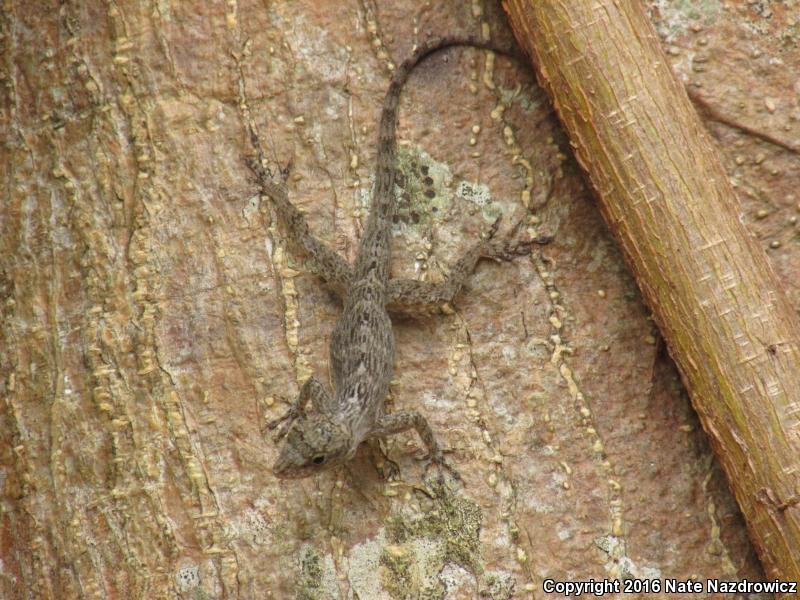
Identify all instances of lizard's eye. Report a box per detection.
[311,455,326,465]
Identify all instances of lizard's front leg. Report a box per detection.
[249,161,355,298]
[386,220,551,315]
[265,376,334,441]
[367,411,461,480]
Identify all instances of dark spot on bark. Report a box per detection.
[424,189,435,199]
[423,176,434,186]
[420,165,429,175]
[411,212,420,223]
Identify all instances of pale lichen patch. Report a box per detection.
[174,564,200,593]
[377,480,488,598]
[296,545,338,600]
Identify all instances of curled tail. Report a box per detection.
[354,37,521,282]
[369,36,519,219]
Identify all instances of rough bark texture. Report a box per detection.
[504,0,800,584]
[1,0,798,598]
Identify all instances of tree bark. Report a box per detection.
[0,0,781,597]
[504,0,800,582]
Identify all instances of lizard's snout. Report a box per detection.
[272,451,305,479]
[271,457,291,478]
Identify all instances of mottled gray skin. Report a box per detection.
[252,37,547,479]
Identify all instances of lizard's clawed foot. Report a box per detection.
[376,457,402,481]
[245,155,269,182]
[485,215,504,241]
[245,156,293,185]
[263,405,301,442]
[368,439,402,481]
[423,451,463,485]
[489,234,552,259]
[482,215,552,262]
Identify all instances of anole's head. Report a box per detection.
[272,415,354,479]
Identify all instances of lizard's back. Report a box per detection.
[330,276,395,439]
[327,40,434,438]
[267,37,523,479]
[330,37,513,442]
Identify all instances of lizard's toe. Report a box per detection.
[264,405,301,441]
[376,457,402,481]
[424,452,463,485]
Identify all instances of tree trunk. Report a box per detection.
[504,0,800,583]
[0,1,785,598]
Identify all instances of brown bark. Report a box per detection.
[1,0,785,597]
[504,0,800,582]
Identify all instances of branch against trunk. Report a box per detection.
[503,0,800,581]
[1,0,779,596]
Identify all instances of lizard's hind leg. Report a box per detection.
[367,411,462,481]
[386,218,551,315]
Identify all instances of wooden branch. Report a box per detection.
[503,0,800,581]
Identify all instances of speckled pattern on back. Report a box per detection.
[247,37,549,480]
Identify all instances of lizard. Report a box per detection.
[246,36,550,480]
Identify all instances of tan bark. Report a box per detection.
[504,0,800,582]
[1,0,786,597]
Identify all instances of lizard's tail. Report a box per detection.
[370,37,522,219]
